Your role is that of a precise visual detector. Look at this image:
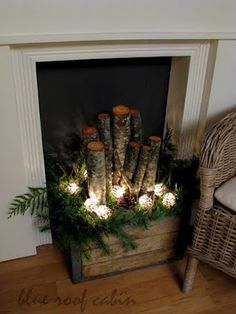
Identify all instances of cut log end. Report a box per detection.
[82,127,98,136]
[129,141,142,149]
[130,108,140,116]
[143,145,151,152]
[149,135,161,142]
[98,113,110,120]
[113,104,130,116]
[87,141,105,151]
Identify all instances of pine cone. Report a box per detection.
[118,191,136,209]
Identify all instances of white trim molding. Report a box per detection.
[11,41,210,246]
[0,31,236,45]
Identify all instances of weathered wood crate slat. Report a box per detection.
[69,216,181,283]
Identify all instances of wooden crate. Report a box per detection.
[69,216,181,283]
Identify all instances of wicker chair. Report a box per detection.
[183,111,236,293]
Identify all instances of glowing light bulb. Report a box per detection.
[67,182,79,194]
[154,183,166,197]
[93,205,112,219]
[84,198,97,212]
[138,194,153,209]
[162,192,176,208]
[84,169,88,179]
[112,185,126,199]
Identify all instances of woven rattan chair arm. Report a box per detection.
[199,167,217,211]
[200,112,236,170]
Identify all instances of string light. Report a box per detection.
[67,181,80,194]
[162,192,176,208]
[112,185,126,199]
[84,198,97,212]
[84,197,112,219]
[154,183,166,197]
[93,205,112,219]
[138,194,153,209]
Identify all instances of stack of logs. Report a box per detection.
[82,104,161,205]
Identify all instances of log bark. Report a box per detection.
[86,141,106,205]
[141,136,162,194]
[133,145,151,196]
[114,150,133,193]
[97,113,113,194]
[121,141,141,186]
[112,104,131,184]
[130,108,143,143]
[82,127,99,151]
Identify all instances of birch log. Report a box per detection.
[133,145,151,196]
[97,113,113,194]
[87,141,106,205]
[82,127,99,151]
[114,150,133,193]
[112,104,131,184]
[121,141,141,186]
[130,108,143,143]
[141,136,162,194]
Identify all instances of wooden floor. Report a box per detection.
[0,245,236,314]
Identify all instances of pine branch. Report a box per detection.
[94,233,111,256]
[161,127,176,154]
[110,227,136,251]
[8,187,47,218]
[36,211,50,231]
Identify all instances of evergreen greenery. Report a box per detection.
[8,129,198,259]
[8,187,47,218]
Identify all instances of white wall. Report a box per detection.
[0,0,236,44]
[0,46,36,261]
[207,41,236,126]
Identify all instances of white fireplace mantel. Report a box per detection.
[10,40,210,248]
[1,0,236,45]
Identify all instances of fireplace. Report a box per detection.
[11,41,210,247]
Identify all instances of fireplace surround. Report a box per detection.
[11,40,210,248]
